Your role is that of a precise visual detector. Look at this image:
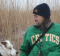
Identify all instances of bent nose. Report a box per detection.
[16,51,18,54]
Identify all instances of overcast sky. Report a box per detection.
[1,0,60,10]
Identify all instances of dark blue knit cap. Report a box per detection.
[33,3,51,19]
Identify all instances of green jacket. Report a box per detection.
[20,23,60,56]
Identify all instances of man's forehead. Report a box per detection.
[33,14,39,16]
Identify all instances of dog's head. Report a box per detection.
[0,40,18,56]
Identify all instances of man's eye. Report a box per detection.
[35,16,37,17]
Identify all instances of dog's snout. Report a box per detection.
[16,51,18,54]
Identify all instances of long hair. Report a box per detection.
[41,17,51,32]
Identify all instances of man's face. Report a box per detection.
[33,14,44,26]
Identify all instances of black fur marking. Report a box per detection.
[0,53,2,56]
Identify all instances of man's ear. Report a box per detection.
[1,42,7,48]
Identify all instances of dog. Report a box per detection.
[0,40,18,56]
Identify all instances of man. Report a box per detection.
[20,3,60,56]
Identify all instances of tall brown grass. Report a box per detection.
[0,0,60,56]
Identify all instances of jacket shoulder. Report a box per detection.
[52,23,60,32]
[54,23,60,27]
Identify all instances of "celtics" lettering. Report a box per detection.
[45,34,59,45]
[31,34,59,45]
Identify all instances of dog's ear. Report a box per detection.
[1,42,7,48]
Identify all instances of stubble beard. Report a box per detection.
[36,23,41,26]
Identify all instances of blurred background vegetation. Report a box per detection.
[0,0,60,56]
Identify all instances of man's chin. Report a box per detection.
[36,24,41,26]
[35,22,41,26]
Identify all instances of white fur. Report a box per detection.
[0,40,18,56]
[2,40,13,49]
